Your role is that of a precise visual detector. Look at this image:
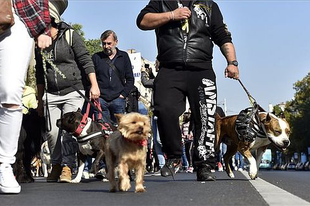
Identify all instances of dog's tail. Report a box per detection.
[215,113,222,153]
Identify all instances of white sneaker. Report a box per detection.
[82,171,89,179]
[0,163,21,194]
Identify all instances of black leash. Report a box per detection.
[237,79,265,112]
[41,51,115,128]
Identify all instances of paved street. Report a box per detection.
[2,171,310,206]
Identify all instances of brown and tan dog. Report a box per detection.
[216,112,290,179]
[106,112,151,193]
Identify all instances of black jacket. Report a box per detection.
[36,22,94,95]
[137,0,232,69]
[92,49,134,101]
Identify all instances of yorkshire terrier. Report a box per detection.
[106,112,151,193]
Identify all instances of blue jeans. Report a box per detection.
[235,151,244,169]
[152,116,165,168]
[138,101,148,115]
[95,97,126,125]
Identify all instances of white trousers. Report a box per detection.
[0,13,34,164]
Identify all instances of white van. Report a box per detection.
[259,149,272,169]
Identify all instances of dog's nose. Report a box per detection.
[283,140,290,147]
[56,119,62,128]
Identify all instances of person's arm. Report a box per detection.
[141,68,154,88]
[139,7,191,30]
[120,54,135,98]
[221,42,239,79]
[88,73,100,100]
[71,30,100,99]
[210,2,239,80]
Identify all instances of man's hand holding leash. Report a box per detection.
[225,64,239,80]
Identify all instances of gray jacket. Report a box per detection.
[36,22,94,95]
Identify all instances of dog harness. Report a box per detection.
[74,101,113,137]
[123,136,148,147]
[235,104,265,142]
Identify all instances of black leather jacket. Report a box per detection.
[137,0,232,69]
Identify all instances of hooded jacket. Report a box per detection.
[36,22,94,95]
[137,0,232,70]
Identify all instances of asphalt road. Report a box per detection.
[1,170,310,206]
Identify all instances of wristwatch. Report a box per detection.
[228,60,238,67]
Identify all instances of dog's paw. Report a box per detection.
[135,185,146,193]
[249,172,257,180]
[119,185,131,192]
[135,188,146,193]
[71,178,81,183]
[227,172,235,178]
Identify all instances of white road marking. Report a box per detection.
[241,171,310,205]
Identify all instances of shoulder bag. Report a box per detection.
[0,0,15,35]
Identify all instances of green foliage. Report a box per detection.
[85,39,102,56]
[70,23,85,41]
[68,23,101,56]
[285,72,310,156]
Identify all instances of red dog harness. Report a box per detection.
[74,100,112,137]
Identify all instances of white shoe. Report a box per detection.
[238,168,243,172]
[82,171,89,179]
[0,163,21,194]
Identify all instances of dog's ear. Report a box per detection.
[265,113,271,123]
[114,113,123,123]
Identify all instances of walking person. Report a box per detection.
[0,0,52,194]
[92,30,134,125]
[234,151,244,171]
[141,61,166,171]
[35,0,100,183]
[137,0,239,181]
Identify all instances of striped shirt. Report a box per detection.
[13,0,51,38]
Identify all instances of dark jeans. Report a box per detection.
[154,67,217,169]
[98,97,126,125]
[82,97,126,126]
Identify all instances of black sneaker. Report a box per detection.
[160,158,181,177]
[197,166,216,181]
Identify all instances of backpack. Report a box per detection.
[125,86,140,113]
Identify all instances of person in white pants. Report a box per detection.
[0,0,52,194]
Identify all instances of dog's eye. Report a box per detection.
[274,130,282,136]
[132,121,136,124]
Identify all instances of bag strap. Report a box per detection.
[65,29,74,47]
[106,58,125,86]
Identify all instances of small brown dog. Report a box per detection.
[106,112,151,193]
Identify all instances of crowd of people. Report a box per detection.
[0,0,240,194]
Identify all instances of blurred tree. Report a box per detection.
[284,72,310,158]
[70,23,101,56]
[85,39,102,56]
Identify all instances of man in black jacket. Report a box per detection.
[92,30,134,125]
[137,0,239,181]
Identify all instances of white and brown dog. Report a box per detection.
[216,112,290,179]
[40,141,51,178]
